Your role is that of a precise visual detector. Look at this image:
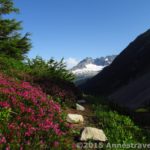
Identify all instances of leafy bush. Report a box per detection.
[94,104,141,143]
[26,56,81,106]
[0,55,75,82]
[0,55,30,79]
[0,55,81,106]
[0,108,11,122]
[26,56,74,82]
[0,73,71,149]
[34,77,81,107]
[85,96,150,149]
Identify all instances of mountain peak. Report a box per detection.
[71,55,116,71]
[71,55,117,85]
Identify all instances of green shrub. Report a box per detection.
[94,104,142,143]
[135,107,150,113]
[26,56,75,82]
[0,55,30,78]
[0,55,81,106]
[87,96,150,149]
[0,108,11,140]
[0,108,11,122]
[0,55,75,82]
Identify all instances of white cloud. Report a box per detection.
[65,57,79,69]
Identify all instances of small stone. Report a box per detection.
[77,100,86,104]
[80,127,107,142]
[66,114,84,123]
[76,103,85,111]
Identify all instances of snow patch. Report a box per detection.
[105,58,109,61]
[72,63,104,75]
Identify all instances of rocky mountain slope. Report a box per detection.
[71,56,116,85]
[80,29,150,110]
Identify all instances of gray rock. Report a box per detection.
[77,99,86,104]
[66,114,84,123]
[76,103,85,111]
[80,127,107,142]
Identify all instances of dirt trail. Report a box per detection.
[64,103,99,144]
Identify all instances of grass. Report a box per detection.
[135,107,150,113]
[84,95,150,149]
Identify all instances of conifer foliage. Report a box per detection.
[0,0,31,60]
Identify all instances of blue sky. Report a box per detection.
[11,0,150,68]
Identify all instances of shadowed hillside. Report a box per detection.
[80,29,150,110]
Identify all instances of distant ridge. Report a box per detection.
[70,55,116,85]
[80,29,150,110]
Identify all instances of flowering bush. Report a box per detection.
[0,56,82,106]
[34,78,82,107]
[0,74,70,149]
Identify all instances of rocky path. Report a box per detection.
[65,103,95,131]
[64,100,107,149]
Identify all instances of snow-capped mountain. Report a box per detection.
[71,55,116,84]
[72,63,104,75]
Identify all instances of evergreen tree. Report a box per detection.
[0,0,31,60]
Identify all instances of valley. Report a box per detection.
[0,0,150,149]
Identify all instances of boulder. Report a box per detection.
[67,114,84,123]
[76,103,85,111]
[77,99,86,104]
[80,127,107,142]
